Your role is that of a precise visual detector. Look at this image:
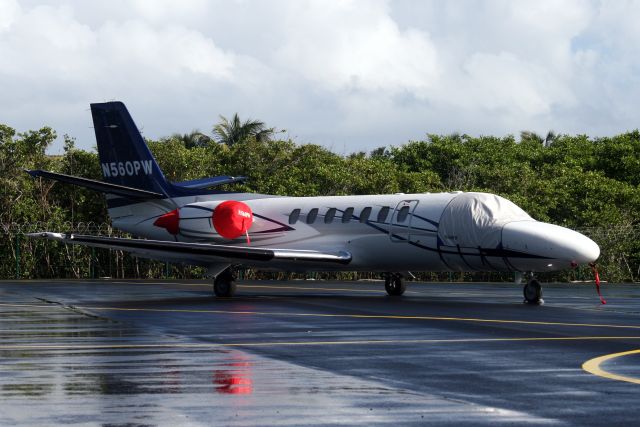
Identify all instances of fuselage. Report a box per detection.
[108,191,600,274]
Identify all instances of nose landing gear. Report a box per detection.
[384,273,406,296]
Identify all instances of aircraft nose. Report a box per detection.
[502,221,600,265]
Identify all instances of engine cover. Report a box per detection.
[212,200,253,239]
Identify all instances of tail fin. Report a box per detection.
[91,102,170,196]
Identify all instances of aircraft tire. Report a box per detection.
[213,270,236,297]
[385,274,406,296]
[523,279,542,304]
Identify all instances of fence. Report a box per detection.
[1,222,638,283]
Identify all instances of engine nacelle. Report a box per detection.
[153,200,254,240]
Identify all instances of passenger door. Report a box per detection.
[389,200,418,242]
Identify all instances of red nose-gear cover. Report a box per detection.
[153,209,180,235]
[589,262,606,305]
[213,200,253,239]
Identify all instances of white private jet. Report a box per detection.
[27,102,600,303]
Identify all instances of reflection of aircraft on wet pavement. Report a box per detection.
[27,102,600,304]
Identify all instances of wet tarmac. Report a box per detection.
[1,279,640,426]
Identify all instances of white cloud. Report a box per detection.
[0,1,241,146]
[0,0,639,154]
[458,51,575,116]
[590,0,640,52]
[0,4,95,77]
[130,0,209,24]
[0,0,20,32]
[96,21,235,81]
[275,0,438,95]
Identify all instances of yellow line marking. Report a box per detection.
[74,305,640,330]
[2,336,640,351]
[582,349,640,385]
[3,301,637,331]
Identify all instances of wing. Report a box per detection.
[28,232,352,265]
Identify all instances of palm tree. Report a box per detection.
[543,130,557,147]
[520,130,557,147]
[213,113,274,146]
[171,130,212,148]
[520,131,544,144]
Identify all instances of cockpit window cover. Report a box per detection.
[437,192,533,248]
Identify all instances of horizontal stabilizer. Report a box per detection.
[25,170,164,199]
[27,232,352,265]
[173,175,247,189]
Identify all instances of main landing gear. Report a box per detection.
[522,274,543,305]
[213,268,236,298]
[384,273,406,296]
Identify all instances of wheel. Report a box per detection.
[523,279,542,304]
[385,274,406,296]
[213,269,236,297]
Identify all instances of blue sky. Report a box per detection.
[1,0,639,154]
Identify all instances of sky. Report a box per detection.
[1,0,639,154]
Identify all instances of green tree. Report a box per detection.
[1,116,639,282]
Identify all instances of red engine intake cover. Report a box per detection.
[213,200,253,239]
[153,209,180,235]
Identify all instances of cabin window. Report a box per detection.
[377,206,390,223]
[325,208,336,223]
[289,208,301,224]
[307,208,318,224]
[397,206,410,223]
[359,207,372,223]
[342,207,354,223]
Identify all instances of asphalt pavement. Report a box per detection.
[1,279,639,426]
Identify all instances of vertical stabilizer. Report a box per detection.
[91,102,169,195]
